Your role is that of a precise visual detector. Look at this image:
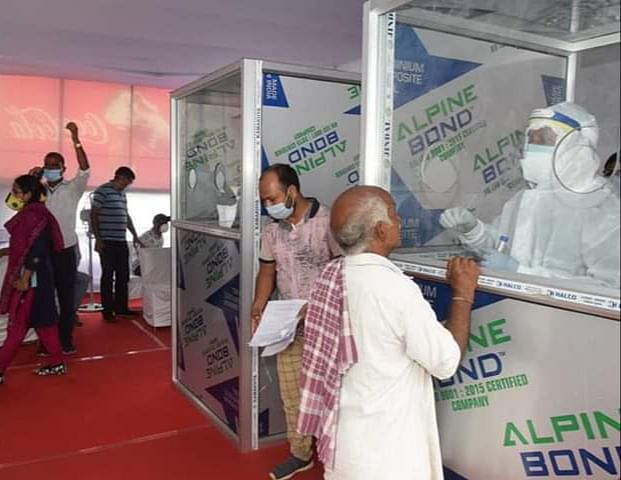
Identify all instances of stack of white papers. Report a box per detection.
[249,300,307,357]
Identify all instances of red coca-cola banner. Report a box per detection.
[0,76,62,176]
[62,80,132,186]
[130,86,171,190]
[0,75,170,191]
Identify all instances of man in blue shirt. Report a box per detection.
[91,167,143,322]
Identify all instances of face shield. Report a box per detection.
[553,126,605,195]
[522,104,603,194]
[522,115,574,186]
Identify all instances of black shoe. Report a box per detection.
[36,345,50,357]
[102,312,116,322]
[62,346,77,355]
[35,364,67,376]
[116,310,140,317]
[269,456,314,480]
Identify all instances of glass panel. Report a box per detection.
[176,229,241,434]
[387,23,620,293]
[397,0,621,43]
[257,73,362,440]
[257,354,286,439]
[261,73,362,207]
[177,73,242,226]
[575,44,620,162]
[572,43,621,287]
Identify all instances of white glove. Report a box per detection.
[440,208,479,234]
[481,249,519,272]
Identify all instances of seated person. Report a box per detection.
[132,214,170,276]
[440,102,620,288]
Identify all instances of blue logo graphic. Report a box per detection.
[542,75,566,106]
[394,24,481,109]
[344,105,361,115]
[263,74,290,108]
[206,378,240,433]
[444,467,470,480]
[205,272,241,355]
[391,168,445,247]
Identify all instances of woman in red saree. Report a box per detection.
[0,175,66,385]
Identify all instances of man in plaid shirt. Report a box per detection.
[251,164,341,480]
[299,186,480,479]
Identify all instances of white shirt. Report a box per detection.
[131,229,164,272]
[45,169,90,249]
[326,254,460,480]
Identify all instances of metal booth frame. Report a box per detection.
[170,59,360,451]
[360,0,621,321]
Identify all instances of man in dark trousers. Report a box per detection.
[91,167,144,322]
[30,122,90,354]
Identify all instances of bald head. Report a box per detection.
[331,186,400,256]
[331,186,389,232]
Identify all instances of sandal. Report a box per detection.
[34,364,67,376]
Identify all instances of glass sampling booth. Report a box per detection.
[171,59,360,450]
[361,1,620,478]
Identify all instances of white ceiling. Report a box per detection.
[0,0,366,89]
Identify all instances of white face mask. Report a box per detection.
[266,201,294,220]
[264,190,295,220]
[159,224,169,234]
[522,144,555,186]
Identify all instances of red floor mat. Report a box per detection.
[9,313,168,368]
[0,350,206,464]
[0,299,321,480]
[0,427,324,480]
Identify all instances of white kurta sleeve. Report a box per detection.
[399,281,461,380]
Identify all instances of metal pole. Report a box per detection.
[88,233,95,305]
[79,198,103,313]
[566,0,582,102]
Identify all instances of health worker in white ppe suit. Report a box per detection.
[440,102,620,288]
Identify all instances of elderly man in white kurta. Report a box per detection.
[298,186,480,480]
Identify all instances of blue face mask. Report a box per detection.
[266,194,294,220]
[43,168,63,183]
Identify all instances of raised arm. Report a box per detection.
[66,122,90,171]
